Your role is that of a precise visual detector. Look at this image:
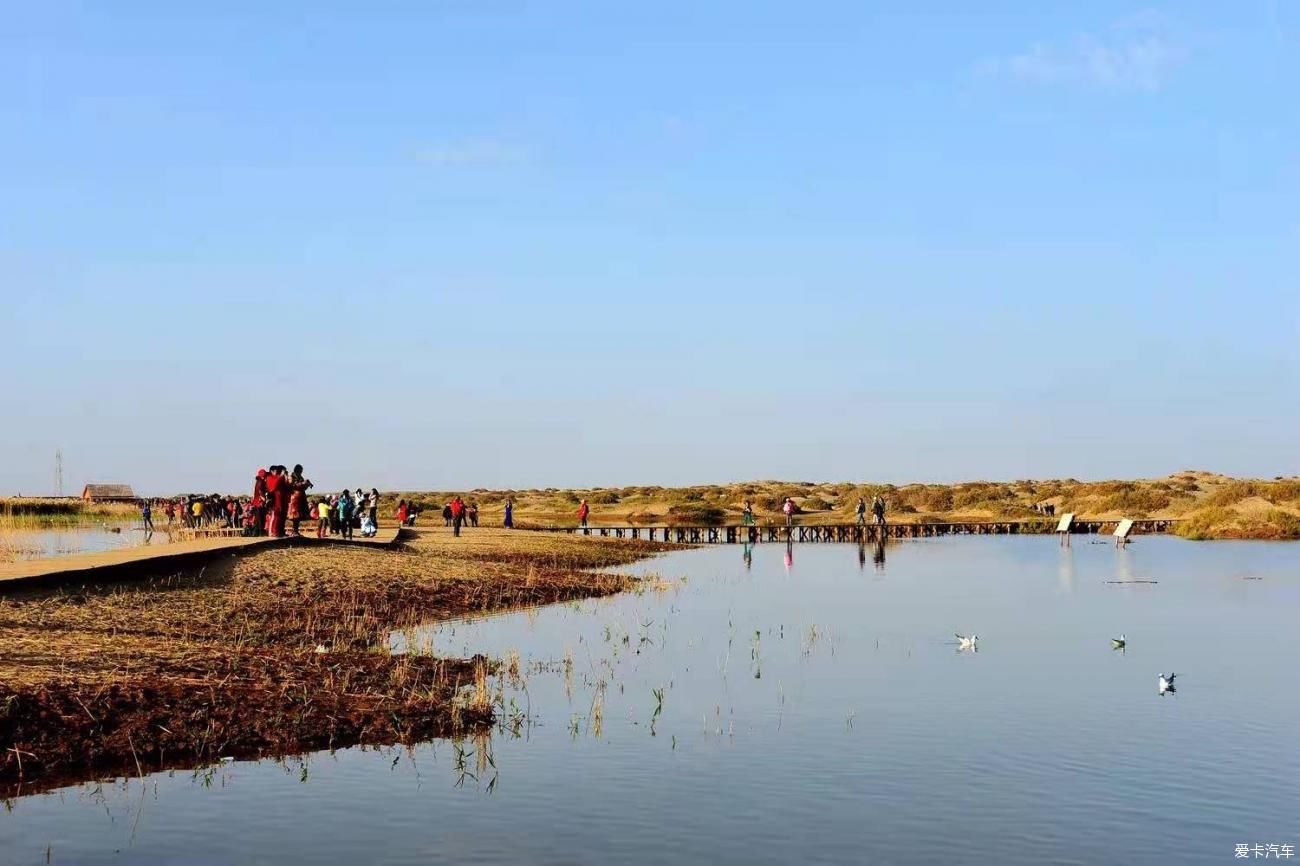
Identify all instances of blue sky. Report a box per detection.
[3,2,1297,495]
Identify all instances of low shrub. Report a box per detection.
[1176,506,1300,540]
[1099,489,1171,516]
[1202,482,1260,508]
[665,505,727,526]
[1173,507,1236,540]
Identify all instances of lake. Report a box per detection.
[0,522,162,561]
[2,536,1297,865]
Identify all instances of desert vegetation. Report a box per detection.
[387,471,1300,540]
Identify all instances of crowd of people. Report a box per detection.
[155,466,382,540]
[152,486,895,540]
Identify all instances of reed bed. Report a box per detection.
[0,528,678,795]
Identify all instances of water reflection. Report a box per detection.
[859,540,887,571]
[1,523,163,561]
[9,537,1300,866]
[1058,545,1075,593]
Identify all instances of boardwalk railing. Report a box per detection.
[529,519,1177,544]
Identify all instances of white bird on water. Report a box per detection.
[1158,673,1176,694]
[1112,634,1126,649]
[955,633,978,651]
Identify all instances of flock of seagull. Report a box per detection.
[953,632,1178,695]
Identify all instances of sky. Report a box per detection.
[2,2,1297,495]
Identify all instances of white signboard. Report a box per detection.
[1113,518,1134,539]
[1055,513,1075,533]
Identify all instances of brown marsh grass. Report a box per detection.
[0,528,678,792]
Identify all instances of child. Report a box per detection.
[317,498,331,539]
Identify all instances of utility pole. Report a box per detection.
[55,449,64,497]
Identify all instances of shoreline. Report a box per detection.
[0,528,680,797]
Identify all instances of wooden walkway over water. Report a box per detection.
[537,519,1177,544]
[0,527,407,591]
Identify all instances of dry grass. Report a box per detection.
[0,528,678,791]
[0,498,139,520]
[385,471,1300,536]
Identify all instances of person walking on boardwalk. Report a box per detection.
[337,489,355,540]
[577,499,590,528]
[316,498,330,538]
[265,466,289,537]
[288,486,306,536]
[288,465,313,536]
[871,494,887,528]
[252,469,269,536]
[782,497,796,528]
[856,497,867,527]
[396,500,408,527]
[742,500,755,526]
[504,497,514,529]
[443,503,453,526]
[469,502,479,528]
[141,499,154,534]
[286,467,308,537]
[450,496,466,537]
[368,489,380,528]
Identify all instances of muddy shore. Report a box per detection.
[0,528,678,797]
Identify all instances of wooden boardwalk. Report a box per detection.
[536,518,1177,545]
[0,527,407,590]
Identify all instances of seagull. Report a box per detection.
[1112,634,1126,649]
[955,633,978,651]
[1158,673,1176,694]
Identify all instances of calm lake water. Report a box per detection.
[3,536,1298,865]
[1,522,162,561]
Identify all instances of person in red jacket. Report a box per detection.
[577,499,590,528]
[252,469,269,537]
[265,466,288,537]
[450,496,466,537]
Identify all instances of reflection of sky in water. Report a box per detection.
[3,523,165,560]
[5,536,1299,866]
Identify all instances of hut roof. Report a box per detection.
[82,484,137,499]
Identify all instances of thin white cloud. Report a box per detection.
[980,14,1188,92]
[414,139,529,166]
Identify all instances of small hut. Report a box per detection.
[81,484,138,503]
